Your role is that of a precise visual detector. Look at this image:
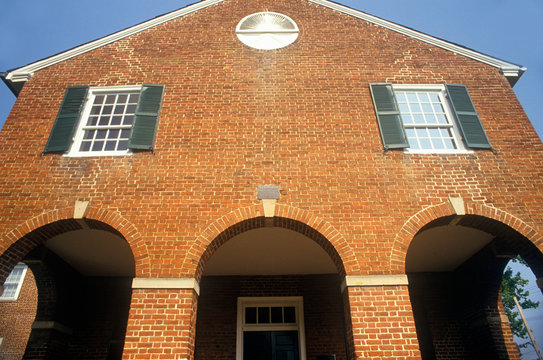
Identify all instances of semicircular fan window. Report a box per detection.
[236,12,299,50]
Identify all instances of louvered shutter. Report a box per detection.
[128,84,164,150]
[370,83,408,149]
[445,84,491,149]
[44,86,89,153]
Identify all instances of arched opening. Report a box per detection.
[406,214,543,359]
[0,218,135,359]
[194,217,350,360]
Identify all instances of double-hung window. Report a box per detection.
[370,83,491,153]
[44,84,164,156]
[0,263,28,301]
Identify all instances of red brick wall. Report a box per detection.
[347,285,420,359]
[123,289,198,360]
[194,275,348,360]
[0,0,541,358]
[0,266,37,360]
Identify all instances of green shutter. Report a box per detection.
[445,84,491,149]
[128,84,164,150]
[370,83,408,149]
[44,86,88,153]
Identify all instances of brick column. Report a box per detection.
[123,278,199,360]
[343,275,421,359]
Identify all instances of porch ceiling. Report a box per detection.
[406,225,494,273]
[203,227,337,276]
[45,229,135,277]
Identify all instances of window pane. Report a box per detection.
[246,307,257,324]
[96,130,107,139]
[432,139,445,149]
[425,114,437,124]
[117,94,128,103]
[428,128,441,138]
[99,116,110,126]
[271,307,283,323]
[105,95,116,104]
[105,141,117,151]
[408,138,419,150]
[102,105,113,114]
[109,129,120,139]
[126,104,137,114]
[87,116,98,126]
[436,114,448,124]
[410,103,421,113]
[284,307,296,323]
[121,129,131,138]
[94,95,105,104]
[401,114,413,124]
[90,106,102,115]
[419,139,431,149]
[418,93,429,102]
[114,105,125,114]
[92,141,104,151]
[422,103,433,113]
[444,138,456,149]
[84,130,94,140]
[395,92,406,102]
[111,116,122,125]
[258,307,270,324]
[123,116,134,126]
[2,284,16,298]
[413,114,425,124]
[129,94,140,103]
[80,141,91,151]
[117,140,128,151]
[398,103,410,113]
[406,92,418,102]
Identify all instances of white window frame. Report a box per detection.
[0,263,28,301]
[235,12,299,50]
[66,85,143,157]
[236,296,306,360]
[393,84,473,154]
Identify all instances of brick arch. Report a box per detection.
[0,205,150,283]
[183,204,358,281]
[390,201,543,274]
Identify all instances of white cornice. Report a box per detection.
[4,0,225,85]
[308,0,525,85]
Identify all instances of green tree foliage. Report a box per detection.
[501,257,540,342]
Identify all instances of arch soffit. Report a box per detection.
[184,204,359,281]
[390,201,543,273]
[0,205,150,279]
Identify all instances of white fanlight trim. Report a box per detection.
[236,12,299,50]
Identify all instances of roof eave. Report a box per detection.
[308,0,525,86]
[3,0,225,97]
[3,0,526,94]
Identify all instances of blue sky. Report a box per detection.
[1,0,542,356]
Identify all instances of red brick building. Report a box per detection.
[0,0,542,359]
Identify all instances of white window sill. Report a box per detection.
[63,151,132,158]
[404,149,474,155]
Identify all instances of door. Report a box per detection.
[243,331,299,360]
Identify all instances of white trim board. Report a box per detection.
[3,0,524,92]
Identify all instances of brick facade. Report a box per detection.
[0,0,542,358]
[0,267,37,360]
